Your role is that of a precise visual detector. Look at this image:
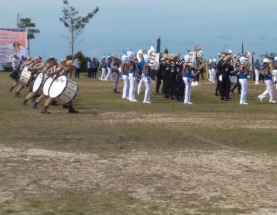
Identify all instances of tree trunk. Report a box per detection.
[71,35,74,60]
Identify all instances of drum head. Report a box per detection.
[43,76,55,96]
[49,76,67,98]
[33,73,44,93]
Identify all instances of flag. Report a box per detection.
[156,36,161,53]
[241,41,244,54]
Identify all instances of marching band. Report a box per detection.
[7,42,277,114]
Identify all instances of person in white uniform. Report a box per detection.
[127,51,137,102]
[254,57,261,84]
[121,55,129,99]
[141,55,152,104]
[238,57,249,105]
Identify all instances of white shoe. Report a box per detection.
[269,100,276,103]
[258,95,263,102]
[130,99,137,102]
[184,102,193,104]
[143,101,151,104]
[240,103,248,105]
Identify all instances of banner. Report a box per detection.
[0,28,27,67]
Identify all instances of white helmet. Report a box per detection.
[213,58,217,62]
[274,56,277,61]
[263,58,270,63]
[127,51,135,60]
[121,55,128,63]
[184,54,190,63]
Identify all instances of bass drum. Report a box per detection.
[49,75,78,104]
[19,67,32,86]
[43,76,55,96]
[33,72,47,95]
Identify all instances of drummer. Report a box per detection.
[41,60,79,114]
[14,56,41,97]
[9,56,33,92]
[32,57,65,109]
[22,57,55,105]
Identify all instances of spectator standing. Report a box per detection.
[74,58,81,78]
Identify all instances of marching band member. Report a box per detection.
[182,55,193,104]
[239,62,249,105]
[104,56,113,81]
[14,56,41,97]
[168,60,178,100]
[41,60,79,114]
[258,59,276,103]
[137,54,147,95]
[32,57,66,109]
[127,51,137,102]
[111,55,121,93]
[100,56,107,80]
[142,55,152,104]
[210,58,217,82]
[220,53,233,101]
[22,57,55,105]
[230,55,242,95]
[208,59,212,81]
[254,57,261,84]
[121,55,129,99]
[272,57,277,84]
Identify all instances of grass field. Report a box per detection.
[0,72,277,215]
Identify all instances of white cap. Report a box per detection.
[121,55,128,63]
[184,54,190,63]
[208,59,212,63]
[239,56,247,65]
[263,58,270,63]
[213,58,217,62]
[274,56,277,61]
[127,51,135,60]
[227,50,232,54]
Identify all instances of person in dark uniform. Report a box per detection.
[220,54,234,101]
[230,55,242,95]
[162,60,171,98]
[215,53,225,96]
[155,61,162,94]
[167,61,178,100]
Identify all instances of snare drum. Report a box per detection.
[33,72,47,95]
[43,76,55,96]
[49,75,78,104]
[229,75,237,83]
[19,67,32,86]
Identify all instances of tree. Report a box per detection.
[18,18,40,56]
[164,48,169,54]
[60,0,99,59]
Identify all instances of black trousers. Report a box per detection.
[75,68,80,78]
[168,77,177,98]
[193,72,200,82]
[220,75,231,99]
[156,73,162,93]
[92,68,97,78]
[215,72,221,95]
[231,75,241,92]
[87,69,92,78]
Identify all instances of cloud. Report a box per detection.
[217,35,234,40]
[258,36,266,40]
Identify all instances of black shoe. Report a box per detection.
[220,97,224,100]
[63,104,69,109]
[238,91,241,95]
[224,97,231,101]
[230,89,234,94]
[68,106,79,114]
[41,106,50,114]
[165,95,169,99]
[32,102,38,109]
[114,89,120,93]
[9,87,14,92]
[22,99,28,106]
[215,92,219,96]
[15,92,20,97]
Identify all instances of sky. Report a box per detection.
[1,0,277,61]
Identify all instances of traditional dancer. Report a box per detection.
[258,59,276,103]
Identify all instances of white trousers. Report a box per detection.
[122,75,129,98]
[100,68,106,80]
[211,68,216,82]
[143,76,152,102]
[183,77,191,103]
[260,79,274,101]
[239,79,248,104]
[128,73,136,101]
[105,68,112,80]
[137,74,144,94]
[208,69,212,81]
[254,69,260,83]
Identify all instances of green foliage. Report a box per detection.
[18,18,40,40]
[59,0,99,58]
[164,48,169,54]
